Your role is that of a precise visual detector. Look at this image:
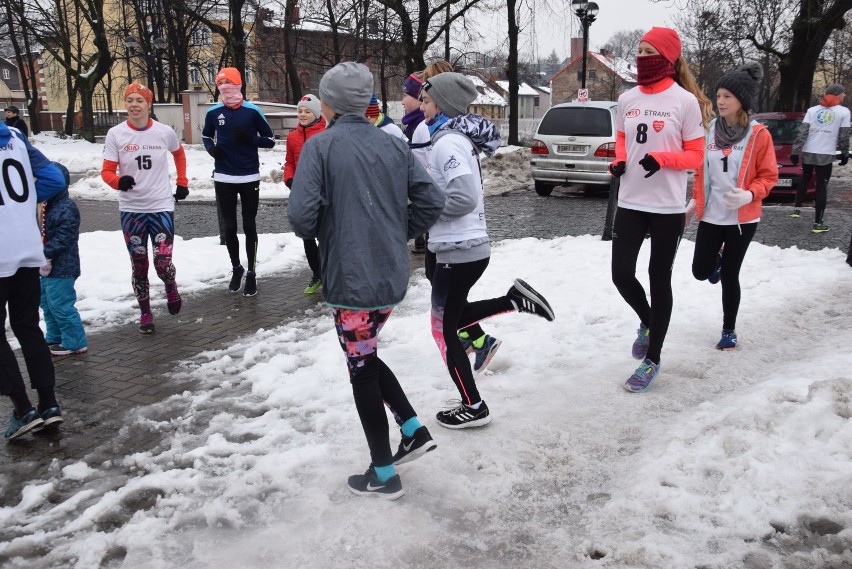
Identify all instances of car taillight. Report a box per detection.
[595,142,616,158]
[530,139,549,155]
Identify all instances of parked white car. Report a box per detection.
[529,101,618,196]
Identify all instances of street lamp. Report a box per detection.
[124,35,139,83]
[572,0,599,89]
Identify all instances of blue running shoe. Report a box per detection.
[473,335,502,374]
[716,329,737,351]
[5,409,44,440]
[632,323,650,360]
[708,248,723,284]
[623,359,661,393]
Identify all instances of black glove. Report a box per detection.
[638,154,661,178]
[174,185,189,200]
[234,127,253,145]
[790,154,799,166]
[210,146,224,160]
[839,153,849,166]
[118,175,136,192]
[609,161,626,178]
[285,178,294,188]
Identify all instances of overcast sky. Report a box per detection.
[478,0,675,62]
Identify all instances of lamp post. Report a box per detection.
[572,0,599,89]
[124,35,139,83]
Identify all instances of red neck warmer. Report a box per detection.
[820,94,842,107]
[636,54,676,86]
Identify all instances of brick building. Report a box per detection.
[550,37,636,105]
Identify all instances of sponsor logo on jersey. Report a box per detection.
[124,144,140,151]
[653,120,665,132]
[708,143,718,151]
[142,145,164,150]
[443,155,460,171]
[626,109,641,118]
[816,109,836,125]
[644,110,672,118]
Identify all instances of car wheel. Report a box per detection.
[534,182,554,196]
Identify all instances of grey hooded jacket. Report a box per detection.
[288,115,445,309]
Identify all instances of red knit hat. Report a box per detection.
[365,93,380,118]
[216,67,242,85]
[640,27,682,64]
[124,83,153,107]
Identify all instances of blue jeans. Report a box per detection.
[40,277,87,351]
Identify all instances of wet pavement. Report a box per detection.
[2,185,851,508]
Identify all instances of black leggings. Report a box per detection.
[692,221,757,330]
[303,239,320,279]
[611,207,684,364]
[794,163,832,222]
[431,257,514,405]
[425,249,486,341]
[215,181,260,272]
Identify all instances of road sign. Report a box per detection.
[577,88,589,101]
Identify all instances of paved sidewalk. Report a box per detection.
[1,249,329,503]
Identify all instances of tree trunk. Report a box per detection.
[773,0,852,110]
[284,0,302,102]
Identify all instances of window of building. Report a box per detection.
[2,69,9,80]
[190,65,201,84]
[589,69,597,80]
[192,28,211,46]
[206,62,217,84]
[534,96,540,107]
[245,65,254,86]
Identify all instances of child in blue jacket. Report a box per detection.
[40,163,88,356]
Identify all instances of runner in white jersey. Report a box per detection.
[689,63,777,352]
[0,121,67,439]
[790,83,851,232]
[607,27,712,393]
[101,83,189,334]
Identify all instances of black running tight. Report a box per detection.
[794,163,832,222]
[692,221,757,330]
[431,257,514,405]
[215,181,260,272]
[611,207,684,364]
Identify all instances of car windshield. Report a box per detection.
[538,107,612,136]
[756,119,801,145]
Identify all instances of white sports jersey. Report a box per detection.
[0,134,42,277]
[379,121,407,141]
[802,104,851,155]
[426,131,487,243]
[411,121,431,169]
[103,120,180,213]
[703,124,745,225]
[616,83,705,214]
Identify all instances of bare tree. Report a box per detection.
[601,29,645,62]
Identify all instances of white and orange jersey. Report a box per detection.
[616,83,705,213]
[103,120,181,213]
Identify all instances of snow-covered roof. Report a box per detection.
[549,51,637,84]
[495,81,539,97]
[467,75,508,107]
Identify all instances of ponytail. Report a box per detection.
[674,57,714,128]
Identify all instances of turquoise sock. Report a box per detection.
[400,416,422,438]
[373,464,396,483]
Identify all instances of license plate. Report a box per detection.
[557,144,586,153]
[776,178,793,187]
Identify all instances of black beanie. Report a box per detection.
[715,62,763,112]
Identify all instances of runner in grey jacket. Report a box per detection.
[287,62,444,500]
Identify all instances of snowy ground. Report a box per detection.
[2,134,850,568]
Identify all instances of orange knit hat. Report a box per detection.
[124,83,153,107]
[216,67,242,85]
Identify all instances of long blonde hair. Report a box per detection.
[674,57,715,128]
[422,60,454,81]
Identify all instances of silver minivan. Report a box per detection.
[529,101,618,196]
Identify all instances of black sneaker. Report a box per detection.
[507,279,555,321]
[393,426,437,465]
[347,466,405,500]
[436,400,492,429]
[4,409,44,440]
[228,265,245,293]
[36,406,64,430]
[243,272,257,297]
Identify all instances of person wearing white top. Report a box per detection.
[790,83,851,232]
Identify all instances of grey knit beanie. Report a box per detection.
[319,62,373,116]
[423,72,477,117]
[825,83,846,96]
[715,62,763,112]
[297,94,322,119]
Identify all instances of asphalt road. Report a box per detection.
[77,185,852,254]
